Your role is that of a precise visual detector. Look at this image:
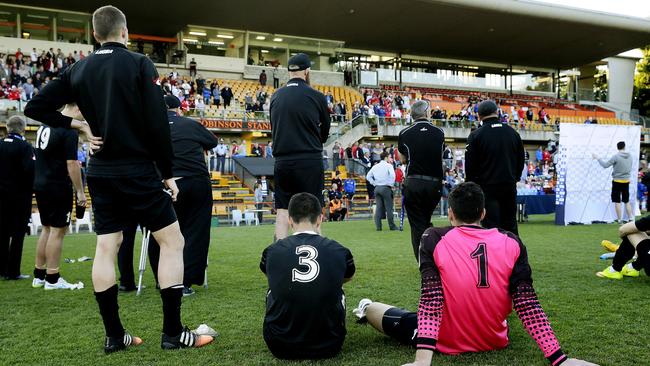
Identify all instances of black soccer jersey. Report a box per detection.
[33,126,78,191]
[168,111,218,178]
[260,232,355,355]
[397,119,445,178]
[269,78,331,161]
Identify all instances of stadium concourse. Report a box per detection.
[1,0,650,365]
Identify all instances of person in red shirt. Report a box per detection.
[352,182,597,366]
[543,149,551,163]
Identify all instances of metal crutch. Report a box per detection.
[136,228,151,296]
[203,257,208,289]
[399,193,405,231]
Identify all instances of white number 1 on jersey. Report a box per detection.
[292,245,320,283]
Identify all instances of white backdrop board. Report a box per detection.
[555,123,640,225]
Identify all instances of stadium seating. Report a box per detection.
[198,78,363,120]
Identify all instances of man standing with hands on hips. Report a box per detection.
[25,5,214,354]
[398,100,445,259]
[465,100,525,235]
[270,53,330,240]
[367,152,397,231]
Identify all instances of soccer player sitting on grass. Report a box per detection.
[352,182,597,366]
[260,192,355,359]
[596,218,650,279]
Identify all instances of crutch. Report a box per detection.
[399,193,405,231]
[136,228,151,296]
[203,257,209,289]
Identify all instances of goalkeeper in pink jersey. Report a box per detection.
[352,182,597,366]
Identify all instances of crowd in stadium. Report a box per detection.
[0,47,87,101]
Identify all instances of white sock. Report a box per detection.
[608,266,618,273]
[625,263,635,271]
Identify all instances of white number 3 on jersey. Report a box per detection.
[292,245,320,283]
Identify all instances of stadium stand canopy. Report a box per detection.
[16,0,650,69]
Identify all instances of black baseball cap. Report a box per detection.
[288,53,311,71]
[477,100,498,118]
[164,95,181,109]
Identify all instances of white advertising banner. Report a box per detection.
[555,124,640,225]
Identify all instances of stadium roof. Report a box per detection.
[14,0,650,69]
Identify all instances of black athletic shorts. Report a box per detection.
[274,159,324,210]
[87,175,177,235]
[611,181,630,203]
[264,336,342,360]
[35,187,73,228]
[382,307,418,346]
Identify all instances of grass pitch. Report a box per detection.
[0,215,648,366]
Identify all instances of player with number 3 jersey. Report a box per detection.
[260,192,355,360]
[351,183,597,366]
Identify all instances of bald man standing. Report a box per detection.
[397,100,445,260]
[465,100,525,235]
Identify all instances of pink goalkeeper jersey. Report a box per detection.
[429,226,522,354]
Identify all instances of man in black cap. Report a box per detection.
[0,115,34,280]
[24,5,214,353]
[397,100,445,260]
[270,53,330,240]
[465,100,525,234]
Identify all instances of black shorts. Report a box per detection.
[36,187,73,228]
[382,307,418,346]
[264,336,342,360]
[611,181,630,203]
[87,175,177,235]
[274,159,324,210]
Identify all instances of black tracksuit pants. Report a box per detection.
[0,192,31,278]
[149,176,212,287]
[481,184,518,235]
[403,177,442,260]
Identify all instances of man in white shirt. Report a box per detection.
[30,48,38,66]
[214,139,228,173]
[366,152,397,231]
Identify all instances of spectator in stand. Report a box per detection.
[333,101,343,122]
[221,84,233,108]
[443,145,453,170]
[536,146,543,162]
[526,107,534,122]
[245,92,253,110]
[326,91,334,104]
[22,78,35,101]
[202,85,212,104]
[329,197,347,221]
[371,143,382,165]
[251,143,263,157]
[332,142,341,168]
[265,141,273,158]
[391,107,402,120]
[239,140,248,157]
[214,139,228,173]
[332,171,343,193]
[518,106,526,123]
[585,116,593,124]
[189,58,197,79]
[30,48,38,66]
[256,88,267,105]
[343,176,356,208]
[259,70,267,86]
[195,97,205,118]
[272,65,279,88]
[538,107,548,124]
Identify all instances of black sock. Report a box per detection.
[45,272,60,284]
[636,240,650,276]
[160,285,183,336]
[94,285,125,338]
[34,268,46,280]
[612,238,635,272]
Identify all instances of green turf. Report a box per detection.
[1,215,648,365]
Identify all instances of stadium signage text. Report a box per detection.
[199,119,272,132]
